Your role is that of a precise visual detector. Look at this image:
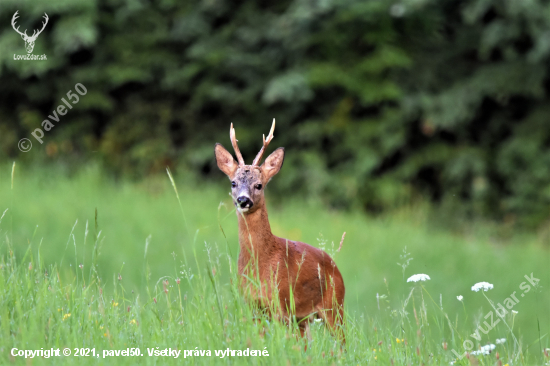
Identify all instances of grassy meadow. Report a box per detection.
[0,163,549,365]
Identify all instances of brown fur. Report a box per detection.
[214,133,345,342]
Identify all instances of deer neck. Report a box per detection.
[236,200,274,256]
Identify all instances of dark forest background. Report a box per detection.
[2,0,550,227]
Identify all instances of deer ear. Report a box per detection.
[261,147,285,182]
[215,143,239,179]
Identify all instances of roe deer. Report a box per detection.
[214,119,345,342]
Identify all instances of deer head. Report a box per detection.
[215,119,285,214]
[11,11,49,54]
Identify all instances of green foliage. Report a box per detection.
[2,0,550,225]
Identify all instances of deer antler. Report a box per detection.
[30,13,48,39]
[252,119,276,166]
[230,123,245,166]
[11,11,28,37]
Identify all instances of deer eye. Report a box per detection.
[231,181,236,188]
[255,184,263,190]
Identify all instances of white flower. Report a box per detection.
[496,338,506,344]
[457,295,463,301]
[471,282,494,292]
[471,344,495,356]
[512,310,518,314]
[407,274,430,282]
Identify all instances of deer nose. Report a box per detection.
[237,196,253,209]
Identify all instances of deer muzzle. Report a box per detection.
[237,196,253,211]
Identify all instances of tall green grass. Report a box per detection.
[0,163,548,365]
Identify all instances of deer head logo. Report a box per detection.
[11,11,49,54]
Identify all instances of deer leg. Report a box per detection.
[316,303,346,346]
[297,318,312,339]
[254,302,274,338]
[305,321,312,341]
[296,319,312,351]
